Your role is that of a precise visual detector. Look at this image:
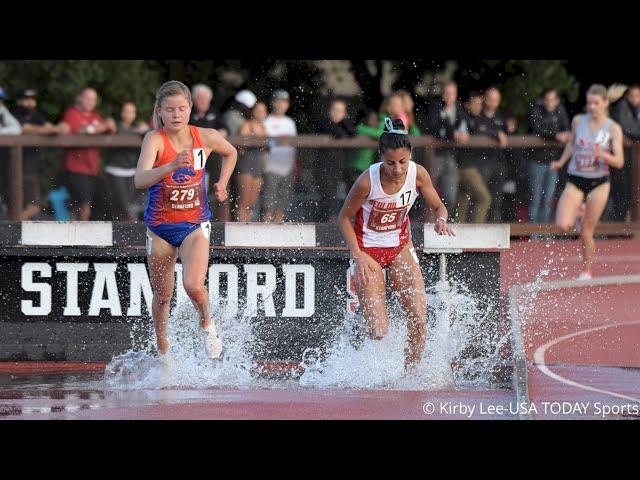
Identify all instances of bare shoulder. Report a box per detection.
[610,119,623,137]
[198,127,224,145]
[414,163,432,188]
[571,114,584,129]
[143,129,162,143]
[141,129,163,151]
[353,168,372,196]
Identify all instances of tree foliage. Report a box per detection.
[0,60,162,122]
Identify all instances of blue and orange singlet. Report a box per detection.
[144,125,211,228]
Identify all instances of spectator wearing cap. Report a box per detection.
[189,83,231,221]
[223,89,257,136]
[57,87,115,221]
[103,102,150,221]
[13,88,63,220]
[262,89,297,222]
[236,100,269,222]
[0,86,22,218]
[609,84,640,221]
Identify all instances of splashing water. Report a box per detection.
[105,279,509,391]
[299,280,510,391]
[105,298,255,390]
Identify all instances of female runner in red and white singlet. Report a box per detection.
[339,118,454,368]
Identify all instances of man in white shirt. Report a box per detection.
[262,89,297,222]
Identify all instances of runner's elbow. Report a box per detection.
[134,174,147,190]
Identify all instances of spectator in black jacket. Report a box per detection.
[13,88,63,220]
[425,80,467,216]
[609,84,640,221]
[527,88,571,223]
[103,102,150,220]
[315,98,356,221]
[189,83,231,221]
[457,92,492,223]
[478,87,509,221]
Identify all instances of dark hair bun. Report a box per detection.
[384,118,406,132]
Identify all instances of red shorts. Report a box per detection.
[361,243,407,269]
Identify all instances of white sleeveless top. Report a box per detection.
[354,161,419,248]
[567,114,613,179]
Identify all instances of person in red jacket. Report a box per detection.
[58,87,116,220]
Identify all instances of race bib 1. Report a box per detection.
[193,148,206,171]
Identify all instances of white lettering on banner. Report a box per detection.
[281,265,315,317]
[88,264,122,316]
[21,263,52,316]
[57,263,89,316]
[209,264,239,318]
[244,264,277,317]
[19,262,317,318]
[127,264,153,317]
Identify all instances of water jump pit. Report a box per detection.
[6,222,637,420]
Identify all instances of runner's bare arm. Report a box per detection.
[338,171,371,257]
[134,131,190,189]
[200,128,238,202]
[338,171,379,286]
[551,115,579,171]
[416,164,454,235]
[597,122,624,169]
[201,128,238,186]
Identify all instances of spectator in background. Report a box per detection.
[0,86,21,134]
[263,89,297,223]
[0,86,22,218]
[383,92,421,136]
[236,100,268,222]
[478,86,509,221]
[362,92,421,139]
[189,84,228,135]
[223,89,256,136]
[103,102,149,220]
[58,87,115,221]
[344,95,421,195]
[315,98,356,222]
[457,91,492,223]
[425,80,467,217]
[527,87,571,223]
[501,109,521,221]
[397,90,421,134]
[189,83,231,221]
[13,88,63,220]
[610,84,640,221]
[345,108,380,186]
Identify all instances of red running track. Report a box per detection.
[503,238,640,420]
